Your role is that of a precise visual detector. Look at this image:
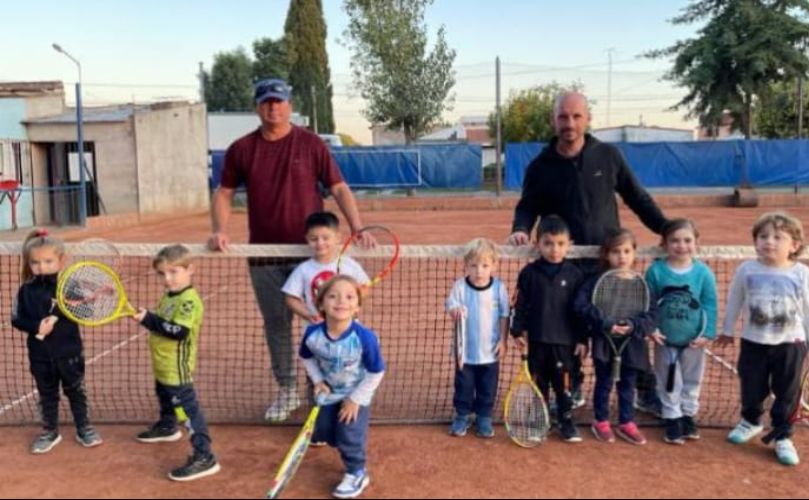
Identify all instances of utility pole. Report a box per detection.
[198,62,206,103]
[495,56,502,197]
[606,48,616,127]
[311,85,319,134]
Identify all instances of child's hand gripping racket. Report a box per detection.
[656,286,708,393]
[591,270,651,384]
[55,261,137,327]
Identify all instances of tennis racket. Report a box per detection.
[656,286,707,393]
[68,238,122,269]
[55,261,137,327]
[337,225,400,288]
[591,270,650,384]
[454,308,466,371]
[504,356,550,447]
[266,399,322,499]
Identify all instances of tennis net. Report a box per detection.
[0,243,758,427]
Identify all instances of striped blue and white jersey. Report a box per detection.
[446,277,510,365]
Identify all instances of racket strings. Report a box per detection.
[658,292,706,346]
[506,383,548,444]
[60,266,122,322]
[593,276,649,320]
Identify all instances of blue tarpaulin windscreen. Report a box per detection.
[505,140,809,190]
[209,143,482,190]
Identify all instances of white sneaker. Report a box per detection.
[775,439,800,466]
[727,419,764,445]
[264,390,302,422]
[332,470,370,499]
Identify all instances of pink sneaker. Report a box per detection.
[616,422,647,446]
[591,421,615,443]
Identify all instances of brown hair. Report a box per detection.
[752,212,805,260]
[152,244,193,270]
[599,228,637,271]
[20,229,65,282]
[660,218,700,246]
[315,275,364,313]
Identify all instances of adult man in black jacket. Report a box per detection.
[509,92,667,247]
[508,91,668,415]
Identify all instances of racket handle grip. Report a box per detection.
[666,362,677,393]
[35,334,45,342]
[612,357,621,384]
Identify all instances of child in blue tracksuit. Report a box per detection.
[575,228,656,446]
[300,275,385,499]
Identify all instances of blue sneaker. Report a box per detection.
[775,439,800,466]
[476,417,495,438]
[333,470,371,499]
[449,415,471,437]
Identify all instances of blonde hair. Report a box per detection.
[463,238,499,266]
[752,212,805,260]
[20,229,65,282]
[152,244,193,270]
[315,275,364,312]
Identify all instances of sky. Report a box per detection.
[1,0,699,144]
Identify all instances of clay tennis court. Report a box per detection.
[1,194,809,498]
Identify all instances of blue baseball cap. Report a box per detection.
[254,78,292,104]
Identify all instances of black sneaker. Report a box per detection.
[168,454,222,482]
[559,420,582,443]
[681,416,700,441]
[136,425,182,443]
[664,418,685,445]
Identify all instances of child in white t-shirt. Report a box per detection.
[282,212,369,324]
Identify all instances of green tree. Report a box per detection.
[647,0,809,138]
[488,82,584,145]
[204,48,254,112]
[253,37,289,81]
[343,0,456,143]
[285,0,335,133]
[756,79,809,138]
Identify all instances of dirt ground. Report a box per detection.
[0,425,805,499]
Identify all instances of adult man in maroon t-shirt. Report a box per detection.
[208,78,368,422]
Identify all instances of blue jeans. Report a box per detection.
[155,382,213,458]
[453,363,499,419]
[313,402,371,474]
[593,359,638,424]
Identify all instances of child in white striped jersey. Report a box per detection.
[446,238,510,438]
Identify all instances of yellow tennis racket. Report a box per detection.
[56,261,137,327]
[504,356,550,448]
[266,402,322,499]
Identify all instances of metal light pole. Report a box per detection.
[52,43,87,227]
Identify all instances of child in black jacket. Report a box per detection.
[511,216,586,443]
[11,230,102,454]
